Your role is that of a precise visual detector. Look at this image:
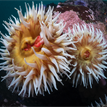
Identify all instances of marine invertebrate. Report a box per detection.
[68,23,107,88]
[91,95,107,107]
[0,2,74,97]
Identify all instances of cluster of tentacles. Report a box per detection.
[0,3,107,106]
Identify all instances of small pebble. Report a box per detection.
[4,99,8,103]
[16,101,19,104]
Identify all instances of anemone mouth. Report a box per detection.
[11,19,42,57]
[79,47,91,60]
[20,35,44,54]
[73,34,102,67]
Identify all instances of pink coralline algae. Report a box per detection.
[54,10,86,33]
[54,10,107,39]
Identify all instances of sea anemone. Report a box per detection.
[67,24,107,88]
[0,2,74,97]
[91,95,107,107]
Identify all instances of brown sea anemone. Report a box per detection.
[67,24,107,88]
[0,2,75,97]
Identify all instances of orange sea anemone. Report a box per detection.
[67,24,107,88]
[0,2,75,97]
